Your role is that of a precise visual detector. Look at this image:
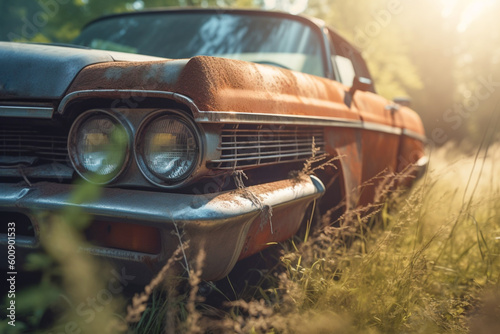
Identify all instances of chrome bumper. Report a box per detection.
[415,155,429,180]
[0,175,324,282]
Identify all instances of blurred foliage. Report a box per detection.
[307,0,500,146]
[0,0,499,147]
[0,180,124,334]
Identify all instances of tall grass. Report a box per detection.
[2,144,499,333]
[199,143,500,333]
[0,181,125,334]
[128,144,500,333]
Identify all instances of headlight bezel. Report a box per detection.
[67,109,132,185]
[134,109,202,189]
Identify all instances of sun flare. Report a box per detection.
[441,0,495,32]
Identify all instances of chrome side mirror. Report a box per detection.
[345,76,372,107]
[393,97,411,107]
[349,76,372,96]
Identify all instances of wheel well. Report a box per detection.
[313,158,346,226]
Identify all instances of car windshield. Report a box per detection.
[73,11,326,77]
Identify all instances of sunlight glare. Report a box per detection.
[457,0,494,32]
[263,0,309,15]
[440,0,494,32]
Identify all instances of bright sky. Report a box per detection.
[441,0,495,32]
[263,0,309,15]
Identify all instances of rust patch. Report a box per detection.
[66,60,178,92]
[66,55,425,137]
[67,56,359,120]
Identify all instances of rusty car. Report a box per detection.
[0,8,427,282]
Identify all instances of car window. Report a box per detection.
[74,12,327,77]
[327,28,375,92]
[334,55,355,86]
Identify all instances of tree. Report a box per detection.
[307,0,423,99]
[308,0,499,146]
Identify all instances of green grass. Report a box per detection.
[2,144,499,333]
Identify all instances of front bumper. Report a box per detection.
[0,175,324,282]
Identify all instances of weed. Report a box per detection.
[4,144,499,334]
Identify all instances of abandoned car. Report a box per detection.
[0,9,427,282]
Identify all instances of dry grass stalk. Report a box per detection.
[222,299,279,333]
[233,169,274,233]
[124,243,187,325]
[299,137,340,176]
[186,248,206,334]
[133,145,500,333]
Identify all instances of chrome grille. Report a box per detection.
[208,124,325,169]
[0,126,69,164]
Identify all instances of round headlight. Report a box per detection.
[135,110,201,187]
[68,110,130,184]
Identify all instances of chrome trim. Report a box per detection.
[58,89,200,115]
[59,90,427,143]
[402,128,428,143]
[210,151,319,164]
[196,110,362,128]
[197,110,428,141]
[414,155,429,181]
[0,105,54,119]
[209,125,325,169]
[67,109,132,185]
[362,122,402,136]
[0,163,73,180]
[415,155,429,168]
[0,127,68,164]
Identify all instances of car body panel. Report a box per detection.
[0,42,162,100]
[65,56,359,121]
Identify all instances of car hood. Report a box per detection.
[66,55,360,122]
[0,42,355,122]
[0,42,162,100]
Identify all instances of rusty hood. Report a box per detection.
[67,55,359,121]
[0,42,161,100]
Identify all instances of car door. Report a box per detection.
[327,28,404,206]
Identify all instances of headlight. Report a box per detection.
[68,110,130,184]
[135,110,201,187]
